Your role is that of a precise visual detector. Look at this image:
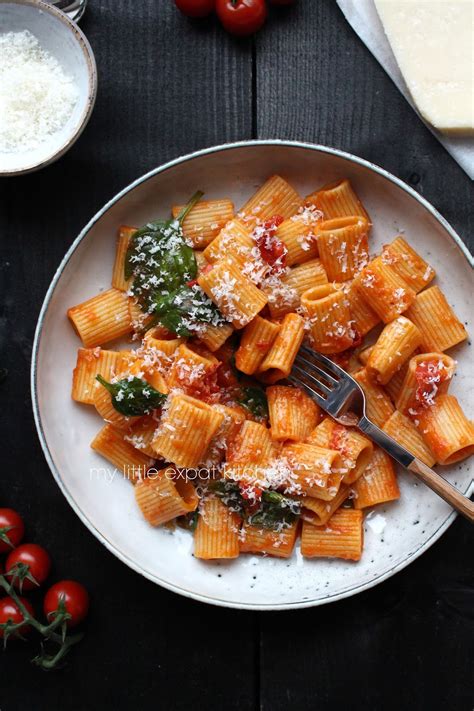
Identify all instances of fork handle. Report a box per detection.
[407,459,474,522]
[358,417,474,523]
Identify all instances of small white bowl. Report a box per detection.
[0,0,97,176]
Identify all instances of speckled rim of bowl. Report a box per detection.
[0,0,97,177]
[31,140,474,610]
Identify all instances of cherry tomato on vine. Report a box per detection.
[216,0,267,36]
[174,0,215,17]
[44,581,90,629]
[0,597,34,638]
[5,544,51,591]
[0,509,25,553]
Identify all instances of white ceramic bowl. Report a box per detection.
[32,141,474,610]
[0,0,97,176]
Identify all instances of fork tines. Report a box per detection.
[289,347,348,412]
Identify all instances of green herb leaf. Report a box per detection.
[148,284,225,338]
[209,480,245,514]
[248,492,300,530]
[124,190,203,284]
[177,510,199,531]
[96,375,166,417]
[238,386,268,419]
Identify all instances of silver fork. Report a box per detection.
[289,346,474,522]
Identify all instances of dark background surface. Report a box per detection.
[0,1,473,709]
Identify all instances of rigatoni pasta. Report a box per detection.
[301,509,364,561]
[202,219,254,266]
[282,443,344,500]
[258,313,304,383]
[264,258,328,319]
[171,199,234,248]
[194,497,240,559]
[91,424,153,484]
[344,279,379,337]
[353,368,395,428]
[267,385,321,442]
[305,179,369,221]
[135,469,198,526]
[366,316,422,385]
[380,236,435,293]
[198,259,268,328]
[354,256,417,323]
[382,410,436,467]
[299,485,349,526]
[67,176,471,564]
[352,448,400,509]
[152,394,224,468]
[237,174,301,228]
[316,216,369,281]
[275,207,321,266]
[239,519,299,558]
[405,286,467,352]
[396,352,456,415]
[235,316,280,375]
[306,417,373,484]
[416,395,474,465]
[72,348,123,405]
[301,283,355,354]
[68,288,132,348]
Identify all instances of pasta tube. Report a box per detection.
[366,316,422,385]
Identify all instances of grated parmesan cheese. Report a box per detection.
[0,30,78,153]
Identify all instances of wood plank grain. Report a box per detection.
[256,0,474,251]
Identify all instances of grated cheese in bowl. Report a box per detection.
[0,30,79,154]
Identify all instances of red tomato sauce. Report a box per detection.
[253,216,287,274]
[414,359,448,409]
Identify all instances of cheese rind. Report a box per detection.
[374,0,474,135]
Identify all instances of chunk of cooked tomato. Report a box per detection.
[253,216,287,273]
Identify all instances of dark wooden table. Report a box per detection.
[0,2,473,709]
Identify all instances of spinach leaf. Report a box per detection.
[96,375,166,417]
[248,491,301,530]
[124,191,202,302]
[209,480,245,514]
[177,510,199,531]
[238,386,268,420]
[124,190,227,336]
[148,284,225,338]
[210,480,300,531]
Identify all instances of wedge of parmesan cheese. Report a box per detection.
[374,0,474,135]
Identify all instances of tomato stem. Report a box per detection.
[0,525,15,549]
[0,569,83,669]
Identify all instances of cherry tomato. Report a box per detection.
[175,0,215,18]
[216,0,267,36]
[0,509,25,553]
[0,596,34,638]
[44,581,90,628]
[6,544,51,591]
